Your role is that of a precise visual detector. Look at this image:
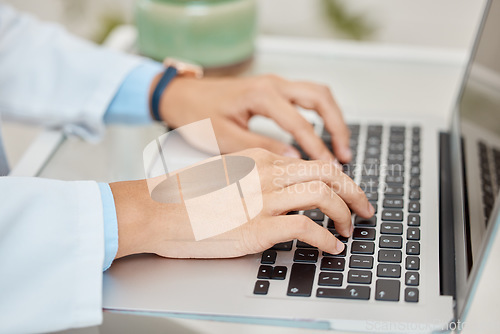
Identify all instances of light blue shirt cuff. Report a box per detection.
[98,182,119,271]
[105,61,164,124]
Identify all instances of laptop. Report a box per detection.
[102,1,500,332]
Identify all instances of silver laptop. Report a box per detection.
[102,1,500,332]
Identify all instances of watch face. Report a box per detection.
[163,57,203,78]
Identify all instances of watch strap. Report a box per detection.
[151,66,178,122]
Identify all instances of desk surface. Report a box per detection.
[42,32,467,333]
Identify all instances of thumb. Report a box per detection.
[216,121,301,158]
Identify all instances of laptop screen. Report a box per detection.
[453,0,500,317]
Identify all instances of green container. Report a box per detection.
[135,0,257,69]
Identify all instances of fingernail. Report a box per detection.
[367,201,375,216]
[283,146,301,158]
[331,158,342,169]
[342,147,352,161]
[336,240,345,253]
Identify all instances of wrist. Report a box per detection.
[109,180,156,258]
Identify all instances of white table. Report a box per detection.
[16,28,472,333]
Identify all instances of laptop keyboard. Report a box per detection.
[478,141,500,224]
[253,124,421,303]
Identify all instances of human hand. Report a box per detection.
[154,74,352,163]
[110,148,374,260]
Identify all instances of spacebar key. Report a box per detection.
[287,263,316,297]
[317,285,371,300]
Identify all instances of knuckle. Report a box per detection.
[264,73,282,82]
[253,75,279,92]
[318,84,332,95]
[295,216,312,235]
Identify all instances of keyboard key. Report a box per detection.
[377,264,401,278]
[378,249,402,263]
[270,241,293,251]
[382,210,404,221]
[365,146,381,157]
[411,155,420,166]
[405,272,420,286]
[254,280,270,295]
[349,255,374,269]
[261,250,277,264]
[326,218,335,228]
[318,272,343,286]
[351,241,375,254]
[409,189,421,200]
[364,157,380,165]
[387,153,405,164]
[271,266,287,280]
[407,227,421,240]
[409,201,421,213]
[294,249,319,263]
[257,265,273,279]
[317,285,370,300]
[385,187,404,197]
[387,164,404,175]
[304,209,325,222]
[296,241,317,249]
[410,177,420,188]
[353,227,376,240]
[380,222,403,235]
[411,166,421,176]
[287,263,316,297]
[407,242,420,255]
[321,257,345,271]
[334,234,349,243]
[368,125,383,134]
[354,215,377,227]
[371,202,378,214]
[375,279,400,301]
[383,198,404,209]
[379,236,402,249]
[389,143,405,153]
[406,256,420,270]
[348,270,372,284]
[408,214,420,226]
[365,192,379,201]
[360,180,379,193]
[405,288,419,302]
[390,125,406,133]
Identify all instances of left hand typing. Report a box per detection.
[154,74,353,163]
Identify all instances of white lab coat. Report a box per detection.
[0,4,144,333]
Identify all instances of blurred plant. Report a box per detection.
[322,0,375,40]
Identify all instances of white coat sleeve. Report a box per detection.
[0,4,143,142]
[0,177,105,334]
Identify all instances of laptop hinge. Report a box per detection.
[439,132,456,297]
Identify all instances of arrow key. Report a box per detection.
[375,279,400,301]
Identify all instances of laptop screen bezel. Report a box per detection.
[449,0,500,319]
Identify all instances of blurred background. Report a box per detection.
[1,0,489,166]
[5,0,485,50]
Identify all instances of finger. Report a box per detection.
[267,215,345,255]
[257,95,335,161]
[214,120,301,158]
[271,159,374,218]
[278,81,352,163]
[268,180,352,237]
